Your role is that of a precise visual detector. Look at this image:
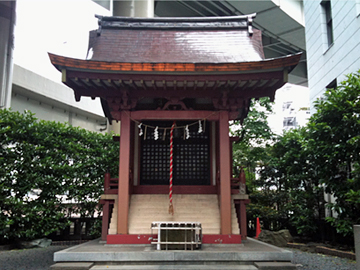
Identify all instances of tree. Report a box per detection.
[231,98,288,230]
[258,128,325,236]
[255,70,360,238]
[307,71,360,236]
[0,109,119,242]
[231,97,276,191]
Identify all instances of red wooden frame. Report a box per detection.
[133,185,217,194]
[107,234,242,245]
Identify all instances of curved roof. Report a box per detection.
[49,52,301,73]
[88,14,264,63]
[48,14,302,122]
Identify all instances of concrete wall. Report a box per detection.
[0,1,16,109]
[274,0,305,25]
[11,64,108,133]
[304,0,360,113]
[355,225,360,270]
[7,0,113,133]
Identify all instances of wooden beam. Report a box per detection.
[240,201,248,240]
[117,111,131,234]
[66,69,285,82]
[108,79,118,90]
[102,200,110,241]
[219,111,232,235]
[61,69,67,83]
[130,110,220,121]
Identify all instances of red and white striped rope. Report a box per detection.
[169,121,175,215]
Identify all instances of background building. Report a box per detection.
[304,0,360,113]
[9,0,111,133]
[303,0,360,219]
[268,84,310,135]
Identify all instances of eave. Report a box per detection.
[48,52,301,122]
[49,52,301,73]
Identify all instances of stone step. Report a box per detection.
[108,207,118,235]
[254,262,297,270]
[129,224,221,229]
[110,194,240,235]
[128,208,220,213]
[130,194,219,199]
[90,265,257,270]
[130,201,220,205]
[128,218,221,223]
[128,229,221,234]
[128,195,220,235]
[129,223,220,227]
[50,262,94,270]
[129,201,219,206]
[130,197,219,202]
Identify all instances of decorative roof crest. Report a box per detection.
[96,14,256,36]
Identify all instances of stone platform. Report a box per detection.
[52,238,295,270]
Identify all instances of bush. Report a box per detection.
[0,109,118,242]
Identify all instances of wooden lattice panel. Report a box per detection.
[140,121,210,185]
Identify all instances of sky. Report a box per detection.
[13,0,110,82]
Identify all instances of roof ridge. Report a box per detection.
[95,14,256,35]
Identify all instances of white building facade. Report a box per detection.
[304,0,360,113]
[304,0,360,219]
[1,0,112,133]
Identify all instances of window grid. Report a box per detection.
[321,0,334,47]
[140,121,210,185]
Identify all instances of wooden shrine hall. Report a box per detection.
[49,14,301,246]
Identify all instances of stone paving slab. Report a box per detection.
[54,238,292,263]
[254,262,297,270]
[50,262,94,270]
[90,265,258,270]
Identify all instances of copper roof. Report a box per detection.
[48,14,302,122]
[88,14,265,63]
[49,52,301,73]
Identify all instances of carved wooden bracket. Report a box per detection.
[212,91,247,112]
[107,91,137,111]
[110,111,121,121]
[162,97,188,110]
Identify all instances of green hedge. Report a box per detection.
[0,109,118,242]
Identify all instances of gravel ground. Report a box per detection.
[0,245,71,270]
[291,249,357,270]
[0,246,357,270]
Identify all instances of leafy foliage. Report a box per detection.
[307,71,360,236]
[231,98,290,230]
[258,128,325,236]
[0,109,118,241]
[254,71,360,238]
[231,97,276,192]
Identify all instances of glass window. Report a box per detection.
[321,1,334,47]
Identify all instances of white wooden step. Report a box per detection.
[107,194,240,235]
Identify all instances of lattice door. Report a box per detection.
[140,121,210,185]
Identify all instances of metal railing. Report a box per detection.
[151,222,202,250]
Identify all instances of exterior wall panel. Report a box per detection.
[11,91,105,132]
[305,0,360,113]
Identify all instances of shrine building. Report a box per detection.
[49,14,301,246]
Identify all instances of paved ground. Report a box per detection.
[0,245,356,270]
[0,245,71,270]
